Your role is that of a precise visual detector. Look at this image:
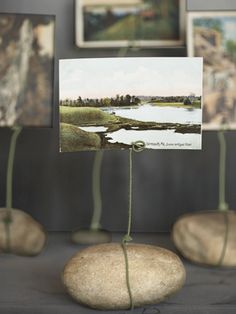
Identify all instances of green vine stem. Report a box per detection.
[90,151,104,231]
[6,126,22,211]
[123,148,133,242]
[217,130,229,211]
[122,148,134,310]
[4,126,22,252]
[217,129,230,266]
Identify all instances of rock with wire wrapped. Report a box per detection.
[172,210,236,267]
[62,243,186,310]
[0,208,47,256]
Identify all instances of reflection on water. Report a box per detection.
[106,129,201,150]
[102,103,201,125]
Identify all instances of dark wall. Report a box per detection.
[0,0,235,232]
[188,0,236,10]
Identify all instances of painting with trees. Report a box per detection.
[59,57,203,151]
[76,0,185,48]
[188,12,236,130]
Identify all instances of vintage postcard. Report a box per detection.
[188,12,236,130]
[76,0,185,48]
[0,13,55,127]
[59,57,203,151]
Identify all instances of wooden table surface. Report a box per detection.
[1,232,236,314]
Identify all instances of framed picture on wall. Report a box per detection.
[0,13,55,127]
[188,11,236,130]
[75,0,186,48]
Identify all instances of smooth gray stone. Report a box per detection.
[172,210,236,267]
[0,208,47,256]
[63,243,186,310]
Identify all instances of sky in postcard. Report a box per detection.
[59,57,203,100]
[222,17,236,41]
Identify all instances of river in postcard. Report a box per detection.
[81,104,202,150]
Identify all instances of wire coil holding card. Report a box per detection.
[121,140,146,310]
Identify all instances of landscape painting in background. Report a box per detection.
[76,0,185,47]
[188,12,236,130]
[59,57,203,152]
[0,13,55,127]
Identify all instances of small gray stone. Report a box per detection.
[0,208,47,256]
[62,243,186,310]
[71,229,112,245]
[172,210,236,267]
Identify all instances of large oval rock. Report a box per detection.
[0,208,47,256]
[63,243,185,310]
[172,210,236,267]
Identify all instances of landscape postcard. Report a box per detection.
[76,0,185,48]
[188,12,236,130]
[0,13,55,127]
[59,57,203,152]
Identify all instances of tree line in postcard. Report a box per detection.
[60,94,201,108]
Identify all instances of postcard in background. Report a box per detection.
[0,13,55,127]
[188,12,236,130]
[76,0,185,48]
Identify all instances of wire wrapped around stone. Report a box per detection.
[217,211,229,266]
[3,212,12,253]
